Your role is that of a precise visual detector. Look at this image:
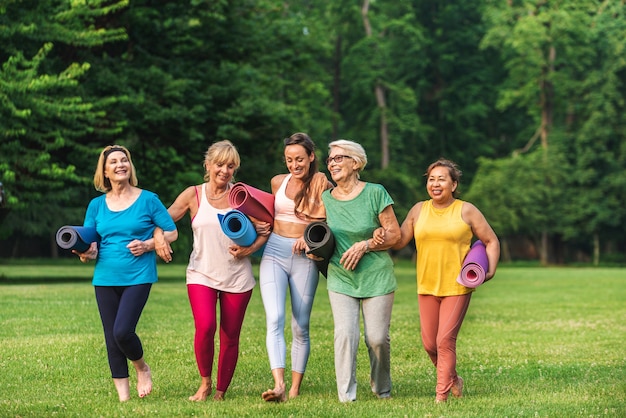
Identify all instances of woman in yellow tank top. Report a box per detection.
[393,158,500,403]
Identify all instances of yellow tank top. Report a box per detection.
[413,199,473,296]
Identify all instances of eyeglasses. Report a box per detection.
[326,155,353,165]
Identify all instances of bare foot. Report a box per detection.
[213,390,225,401]
[451,376,463,398]
[288,387,299,400]
[262,385,286,402]
[189,378,212,401]
[113,378,131,402]
[136,365,152,398]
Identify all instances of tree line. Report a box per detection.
[1,0,624,265]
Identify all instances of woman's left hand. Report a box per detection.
[292,237,308,255]
[154,228,173,263]
[229,244,252,259]
[339,240,368,271]
[127,239,148,257]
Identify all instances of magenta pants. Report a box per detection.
[418,293,471,399]
[187,284,252,393]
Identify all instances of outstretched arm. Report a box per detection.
[392,202,423,251]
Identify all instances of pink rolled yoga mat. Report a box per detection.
[456,240,489,288]
[228,182,275,226]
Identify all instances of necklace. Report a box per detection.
[208,184,230,200]
[336,180,360,197]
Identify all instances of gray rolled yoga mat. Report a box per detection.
[56,225,100,253]
[304,221,335,278]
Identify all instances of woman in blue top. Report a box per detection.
[74,145,178,402]
[322,139,401,402]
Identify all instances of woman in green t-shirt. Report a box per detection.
[321,139,401,402]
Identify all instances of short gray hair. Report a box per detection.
[328,139,368,174]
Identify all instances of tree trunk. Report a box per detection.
[361,0,389,169]
[501,237,511,262]
[50,234,59,259]
[538,44,555,265]
[593,232,600,266]
[11,236,20,258]
[376,86,389,168]
[540,231,548,266]
[332,35,342,141]
[540,45,555,149]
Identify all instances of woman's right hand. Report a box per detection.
[339,240,369,271]
[72,242,98,263]
[372,227,385,245]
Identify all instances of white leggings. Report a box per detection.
[259,233,319,372]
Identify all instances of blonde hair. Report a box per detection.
[93,145,138,192]
[203,140,241,182]
[328,139,368,178]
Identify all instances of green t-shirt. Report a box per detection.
[321,183,397,298]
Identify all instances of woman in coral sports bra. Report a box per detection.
[259,132,332,402]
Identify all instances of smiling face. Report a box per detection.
[427,165,457,206]
[327,146,357,184]
[104,151,131,184]
[206,158,236,187]
[284,144,314,180]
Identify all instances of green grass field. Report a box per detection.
[0,260,624,417]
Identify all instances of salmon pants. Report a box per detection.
[418,293,471,399]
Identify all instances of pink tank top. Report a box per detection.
[186,183,255,292]
[273,174,308,225]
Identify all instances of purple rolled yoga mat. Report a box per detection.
[456,240,489,288]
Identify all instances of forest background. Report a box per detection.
[1,0,625,266]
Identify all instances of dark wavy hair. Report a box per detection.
[283,132,318,215]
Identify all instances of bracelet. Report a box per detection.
[364,239,370,253]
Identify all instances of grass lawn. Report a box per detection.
[0,259,624,417]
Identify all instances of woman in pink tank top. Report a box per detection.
[155,140,268,401]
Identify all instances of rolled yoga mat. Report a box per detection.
[228,182,275,226]
[56,225,100,253]
[218,210,257,247]
[456,240,489,288]
[218,210,264,257]
[304,221,335,278]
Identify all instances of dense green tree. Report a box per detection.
[71,0,339,259]
[414,0,510,182]
[466,147,571,263]
[0,0,127,255]
[478,0,617,264]
[559,1,626,264]
[1,0,625,263]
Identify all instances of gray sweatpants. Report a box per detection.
[328,290,394,402]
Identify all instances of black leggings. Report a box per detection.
[95,284,152,378]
